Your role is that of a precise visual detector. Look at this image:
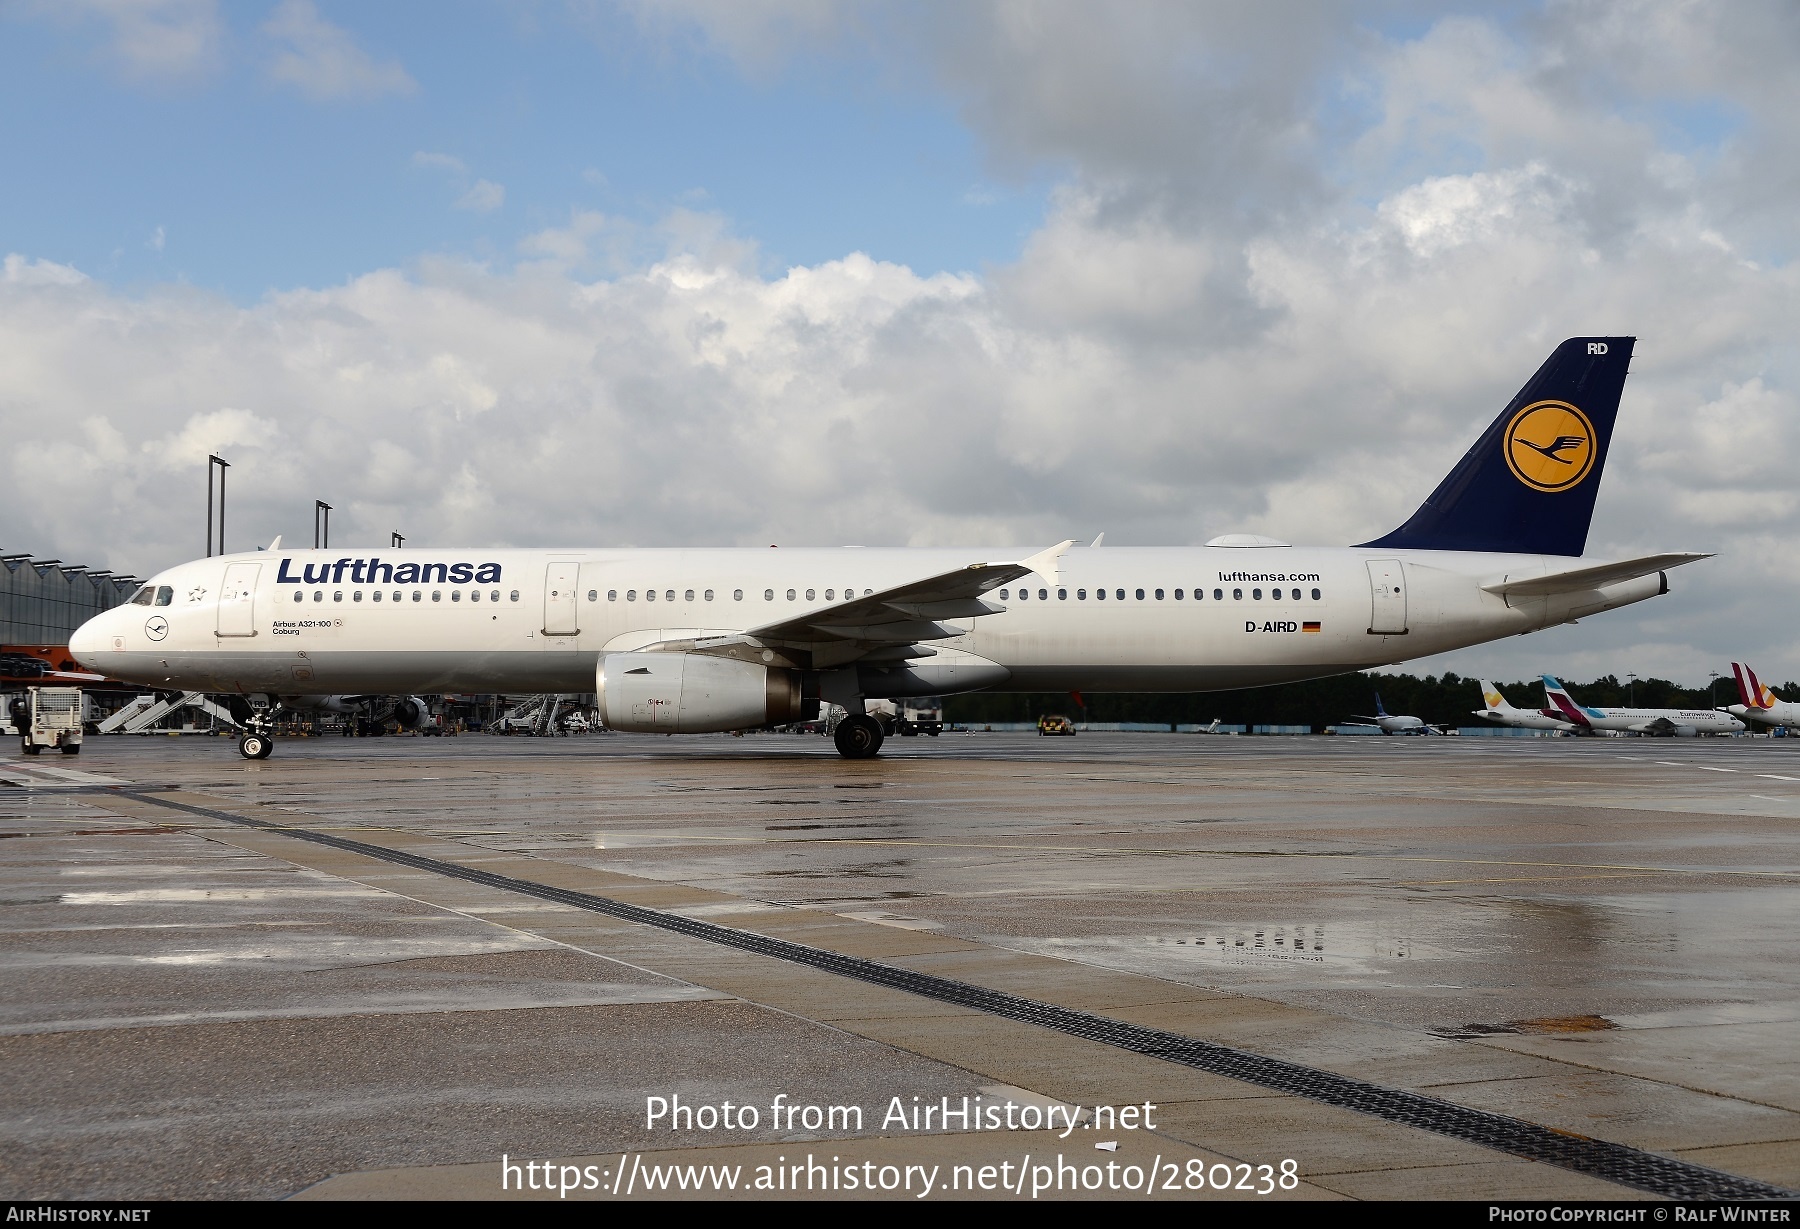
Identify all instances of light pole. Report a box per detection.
[1708,670,1721,710]
[207,455,229,556]
[1627,672,1638,707]
[390,532,405,549]
[314,501,333,549]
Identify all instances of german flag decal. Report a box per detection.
[1302,621,1322,634]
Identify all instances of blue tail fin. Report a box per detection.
[1360,337,1634,556]
[1374,691,1387,717]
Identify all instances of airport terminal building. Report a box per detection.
[1,551,137,655]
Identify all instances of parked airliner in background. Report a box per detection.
[1722,662,1800,730]
[69,337,1707,760]
[1472,680,1575,732]
[1348,693,1436,735]
[1541,675,1744,737]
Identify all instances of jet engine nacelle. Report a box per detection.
[389,696,428,729]
[598,652,809,733]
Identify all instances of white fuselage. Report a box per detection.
[1564,706,1746,736]
[70,545,1669,699]
[1473,705,1574,731]
[1727,701,1800,729]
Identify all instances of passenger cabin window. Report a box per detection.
[1253,589,1262,600]
[1155,589,1164,600]
[372,591,382,603]
[491,590,501,602]
[1174,589,1183,600]
[825,589,834,601]
[1116,589,1125,601]
[588,590,597,601]
[353,590,363,602]
[665,591,674,602]
[1136,589,1145,600]
[451,590,461,602]
[510,590,519,602]
[393,590,403,602]
[608,590,617,601]
[314,591,324,602]
[705,590,714,601]
[685,590,695,602]
[333,591,343,602]
[734,590,743,601]
[413,591,423,602]
[1232,589,1242,600]
[786,589,796,601]
[1058,588,1067,600]
[471,590,481,602]
[999,589,1009,600]
[1096,588,1106,600]
[1038,589,1047,600]
[764,589,774,601]
[1312,588,1321,600]
[432,591,441,602]
[646,590,656,602]
[805,589,815,601]
[1214,589,1223,600]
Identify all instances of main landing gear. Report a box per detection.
[833,713,885,760]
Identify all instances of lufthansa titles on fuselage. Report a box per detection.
[275,557,503,587]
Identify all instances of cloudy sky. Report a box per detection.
[2,1,1796,688]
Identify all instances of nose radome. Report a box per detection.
[68,611,111,667]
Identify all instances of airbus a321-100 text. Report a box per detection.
[70,337,1708,760]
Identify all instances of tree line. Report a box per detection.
[943,671,1800,730]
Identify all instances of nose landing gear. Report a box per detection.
[238,732,273,760]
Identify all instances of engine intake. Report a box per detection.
[598,652,809,733]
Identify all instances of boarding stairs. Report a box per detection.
[488,693,570,736]
[99,692,240,734]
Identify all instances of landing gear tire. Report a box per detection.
[833,714,885,760]
[239,733,273,760]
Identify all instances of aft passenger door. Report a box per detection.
[1366,559,1408,635]
[216,563,260,638]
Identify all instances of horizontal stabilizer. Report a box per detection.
[1482,553,1709,598]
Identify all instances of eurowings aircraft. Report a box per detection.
[69,336,1708,760]
[1722,662,1800,729]
[1472,680,1576,732]
[1348,692,1435,735]
[1540,675,1745,738]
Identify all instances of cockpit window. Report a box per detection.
[154,586,174,607]
[128,586,154,606]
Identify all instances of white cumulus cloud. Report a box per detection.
[264,0,415,100]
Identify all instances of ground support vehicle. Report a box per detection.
[12,686,84,755]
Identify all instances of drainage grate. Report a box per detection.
[120,789,1792,1201]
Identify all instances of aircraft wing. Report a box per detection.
[1348,715,1385,724]
[739,540,1076,647]
[622,541,1076,668]
[1482,553,1710,598]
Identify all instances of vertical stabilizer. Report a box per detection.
[1541,675,1595,727]
[1361,337,1634,555]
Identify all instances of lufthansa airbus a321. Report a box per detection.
[69,337,1708,760]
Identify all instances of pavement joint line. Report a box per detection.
[381,829,1800,880]
[77,782,1796,1202]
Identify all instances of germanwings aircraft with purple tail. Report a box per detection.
[69,337,1707,760]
